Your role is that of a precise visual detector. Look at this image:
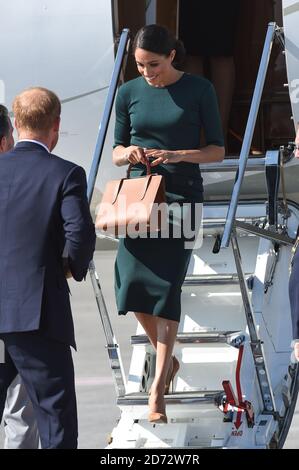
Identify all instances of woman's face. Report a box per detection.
[134,48,176,87]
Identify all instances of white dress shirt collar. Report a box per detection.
[18,139,50,153]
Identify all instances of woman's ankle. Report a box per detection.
[149,386,165,408]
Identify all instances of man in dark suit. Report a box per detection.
[0,88,96,448]
[0,104,39,449]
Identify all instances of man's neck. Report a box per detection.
[18,133,51,151]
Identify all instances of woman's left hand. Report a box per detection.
[144,149,183,166]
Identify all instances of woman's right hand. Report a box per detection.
[124,146,148,165]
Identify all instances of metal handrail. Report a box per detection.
[200,157,266,173]
[231,230,277,414]
[87,29,131,398]
[219,23,286,416]
[221,23,278,248]
[87,29,130,203]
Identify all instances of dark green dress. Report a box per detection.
[114,73,223,322]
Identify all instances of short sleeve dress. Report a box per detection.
[114,73,224,322]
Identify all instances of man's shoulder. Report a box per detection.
[0,148,16,159]
[49,153,77,168]
[48,153,83,175]
[1,145,85,179]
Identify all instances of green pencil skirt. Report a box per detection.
[114,201,202,322]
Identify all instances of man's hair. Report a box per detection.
[12,87,61,132]
[0,104,10,140]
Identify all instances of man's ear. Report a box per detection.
[53,116,60,132]
[0,136,5,152]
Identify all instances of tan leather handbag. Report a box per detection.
[95,160,166,237]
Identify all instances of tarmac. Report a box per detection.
[0,250,298,449]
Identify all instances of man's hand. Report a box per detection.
[294,342,299,362]
[64,269,73,279]
[62,257,73,279]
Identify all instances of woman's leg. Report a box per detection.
[134,312,158,350]
[149,318,179,415]
[151,317,179,404]
[134,313,179,415]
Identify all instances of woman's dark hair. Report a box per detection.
[133,24,185,69]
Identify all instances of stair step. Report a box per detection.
[183,274,253,286]
[117,390,224,407]
[131,331,244,346]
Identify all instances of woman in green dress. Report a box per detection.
[113,24,225,423]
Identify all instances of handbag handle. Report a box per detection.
[126,158,151,178]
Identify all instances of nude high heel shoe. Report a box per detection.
[148,391,167,424]
[164,356,180,395]
[148,412,168,424]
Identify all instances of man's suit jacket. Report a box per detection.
[0,141,96,348]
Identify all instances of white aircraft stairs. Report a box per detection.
[87,25,299,449]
